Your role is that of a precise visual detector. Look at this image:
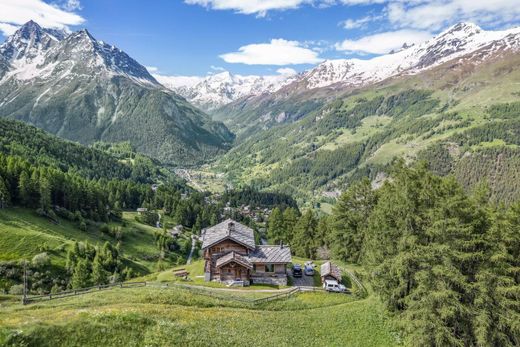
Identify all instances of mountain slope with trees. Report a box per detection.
[0,21,233,166]
[215,42,520,204]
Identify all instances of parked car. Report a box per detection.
[292,264,303,277]
[304,264,314,276]
[323,279,347,293]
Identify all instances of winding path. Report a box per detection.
[186,235,197,264]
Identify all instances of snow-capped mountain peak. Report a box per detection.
[155,69,298,111]
[298,22,520,90]
[0,20,64,64]
[0,21,159,86]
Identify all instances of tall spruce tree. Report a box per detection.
[474,202,520,346]
[282,207,300,244]
[268,207,285,244]
[292,210,318,258]
[71,259,91,289]
[91,253,109,285]
[0,176,10,208]
[332,178,376,263]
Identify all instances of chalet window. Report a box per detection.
[253,264,257,271]
[265,264,274,272]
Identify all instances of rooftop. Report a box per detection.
[249,245,292,264]
[215,251,253,269]
[321,261,342,281]
[201,219,255,250]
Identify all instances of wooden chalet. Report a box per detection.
[202,219,292,285]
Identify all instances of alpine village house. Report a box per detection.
[202,219,292,286]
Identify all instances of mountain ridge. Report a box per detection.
[0,21,234,165]
[155,69,298,111]
[209,22,520,138]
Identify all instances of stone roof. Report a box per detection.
[248,245,292,264]
[201,219,255,250]
[215,251,253,269]
[320,261,342,281]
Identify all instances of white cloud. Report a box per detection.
[0,22,19,36]
[146,66,159,73]
[220,39,323,65]
[184,0,353,16]
[276,67,298,75]
[0,0,84,36]
[335,29,432,54]
[210,65,226,71]
[62,0,82,11]
[185,0,308,16]
[387,0,520,30]
[340,14,383,29]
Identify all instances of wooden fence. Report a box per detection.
[22,281,326,306]
[23,281,147,305]
[252,287,300,304]
[342,268,368,298]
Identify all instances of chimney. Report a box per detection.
[227,221,234,236]
[280,241,283,249]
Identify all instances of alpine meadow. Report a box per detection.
[0,1,519,346]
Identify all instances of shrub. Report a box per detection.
[9,284,24,295]
[32,253,50,268]
[99,223,110,233]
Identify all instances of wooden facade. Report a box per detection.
[201,219,292,285]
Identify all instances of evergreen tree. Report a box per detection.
[282,207,300,244]
[474,203,520,346]
[71,259,91,289]
[331,178,376,263]
[39,175,51,211]
[267,207,285,244]
[316,215,330,247]
[0,176,10,208]
[292,210,318,258]
[18,170,33,207]
[91,253,109,285]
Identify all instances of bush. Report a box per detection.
[9,284,24,295]
[99,223,110,233]
[32,252,50,268]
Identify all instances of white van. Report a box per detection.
[323,279,347,293]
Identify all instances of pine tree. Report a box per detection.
[474,203,520,346]
[316,215,330,247]
[292,210,318,258]
[91,252,109,285]
[282,207,299,244]
[331,178,376,263]
[0,176,10,208]
[39,175,51,211]
[71,259,91,289]
[267,207,285,244]
[18,170,33,207]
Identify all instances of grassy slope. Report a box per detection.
[0,209,183,273]
[0,284,399,347]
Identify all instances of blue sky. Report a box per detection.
[1,0,519,77]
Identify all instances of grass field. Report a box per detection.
[0,283,400,347]
[0,208,185,274]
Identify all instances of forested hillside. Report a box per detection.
[0,120,300,295]
[215,49,520,204]
[265,162,520,346]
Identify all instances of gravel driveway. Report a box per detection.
[290,269,316,287]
